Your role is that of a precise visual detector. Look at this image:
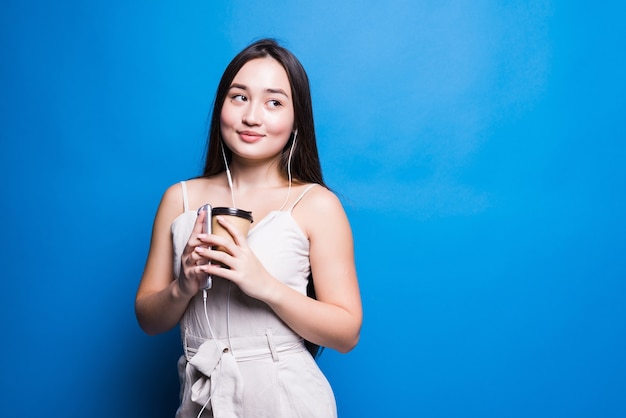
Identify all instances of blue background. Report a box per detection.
[1,1,625,417]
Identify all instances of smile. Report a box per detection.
[238,130,265,143]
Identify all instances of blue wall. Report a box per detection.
[1,1,625,417]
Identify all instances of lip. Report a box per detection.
[238,130,265,143]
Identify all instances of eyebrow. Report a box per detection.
[229,83,290,98]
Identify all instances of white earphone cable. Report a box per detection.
[197,289,218,417]
[198,131,297,416]
[221,142,236,208]
[277,130,297,212]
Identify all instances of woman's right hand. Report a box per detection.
[180,207,210,297]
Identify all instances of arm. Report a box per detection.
[199,187,362,352]
[270,188,362,352]
[135,184,208,335]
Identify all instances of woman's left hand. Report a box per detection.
[195,216,276,301]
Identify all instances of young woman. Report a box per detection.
[135,39,362,417]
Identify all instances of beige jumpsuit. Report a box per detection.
[171,181,336,418]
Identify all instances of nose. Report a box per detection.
[242,101,261,126]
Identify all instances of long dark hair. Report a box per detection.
[202,39,325,357]
[202,38,325,187]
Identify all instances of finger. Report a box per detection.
[187,250,201,265]
[201,246,233,267]
[186,244,213,269]
[195,265,209,280]
[215,216,247,247]
[196,232,238,256]
[201,261,233,281]
[194,246,219,267]
[195,247,232,273]
[192,208,207,239]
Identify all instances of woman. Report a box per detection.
[135,39,362,417]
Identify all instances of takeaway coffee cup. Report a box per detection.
[210,207,254,252]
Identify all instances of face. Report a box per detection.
[220,57,295,164]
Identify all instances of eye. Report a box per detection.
[231,94,247,102]
[267,99,282,108]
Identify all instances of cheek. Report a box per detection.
[265,113,295,136]
[219,109,239,143]
[220,105,236,128]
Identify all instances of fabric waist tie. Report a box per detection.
[183,330,305,362]
[186,339,242,416]
[182,331,306,416]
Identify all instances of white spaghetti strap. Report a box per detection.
[289,184,318,212]
[180,181,189,212]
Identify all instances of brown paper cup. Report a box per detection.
[210,207,253,253]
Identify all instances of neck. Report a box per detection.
[227,159,287,193]
[224,157,293,212]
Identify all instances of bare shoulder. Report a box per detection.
[154,182,187,226]
[295,185,351,235]
[179,176,229,210]
[160,181,185,211]
[158,177,220,217]
[302,185,344,213]
[183,176,221,191]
